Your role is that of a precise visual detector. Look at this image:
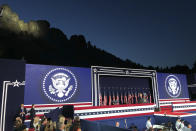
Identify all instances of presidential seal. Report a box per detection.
[165,75,181,98]
[43,68,77,102]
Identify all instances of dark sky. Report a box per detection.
[2,0,196,68]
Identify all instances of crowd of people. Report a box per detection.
[13,104,82,131]
[14,104,193,131]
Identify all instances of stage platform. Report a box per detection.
[154,111,196,117]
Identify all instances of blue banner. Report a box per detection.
[0,59,25,131]
[24,64,92,104]
[157,73,189,99]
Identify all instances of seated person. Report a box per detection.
[182,123,192,131]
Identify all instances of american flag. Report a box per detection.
[116,91,119,105]
[112,90,115,104]
[104,90,107,106]
[149,92,152,103]
[124,90,127,104]
[121,90,124,104]
[108,89,112,106]
[131,92,134,104]
[99,91,103,106]
[135,91,138,104]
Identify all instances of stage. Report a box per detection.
[0,59,195,131]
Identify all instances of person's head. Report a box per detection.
[177,118,181,122]
[41,118,47,125]
[57,122,65,130]
[139,93,143,98]
[16,116,21,121]
[116,121,120,127]
[32,104,35,108]
[181,120,184,124]
[74,116,80,122]
[77,128,82,131]
[187,124,192,129]
[21,104,24,108]
[34,116,39,123]
[14,120,22,128]
[148,117,151,121]
[59,115,65,123]
[67,118,73,125]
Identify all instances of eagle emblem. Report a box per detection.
[49,73,73,98]
[43,68,77,102]
[165,75,181,98]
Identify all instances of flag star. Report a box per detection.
[93,68,97,73]
[13,80,20,87]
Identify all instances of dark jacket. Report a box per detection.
[17,107,27,122]
[29,108,36,120]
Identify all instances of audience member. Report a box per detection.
[40,118,47,131]
[30,116,40,130]
[44,119,55,131]
[70,116,81,131]
[65,118,73,131]
[182,123,192,131]
[13,117,26,131]
[187,124,192,131]
[58,115,66,124]
[56,122,65,131]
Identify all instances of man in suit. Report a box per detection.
[17,104,27,123]
[29,104,36,120]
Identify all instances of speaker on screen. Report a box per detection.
[62,105,74,119]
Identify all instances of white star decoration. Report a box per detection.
[93,68,97,73]
[13,80,20,87]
